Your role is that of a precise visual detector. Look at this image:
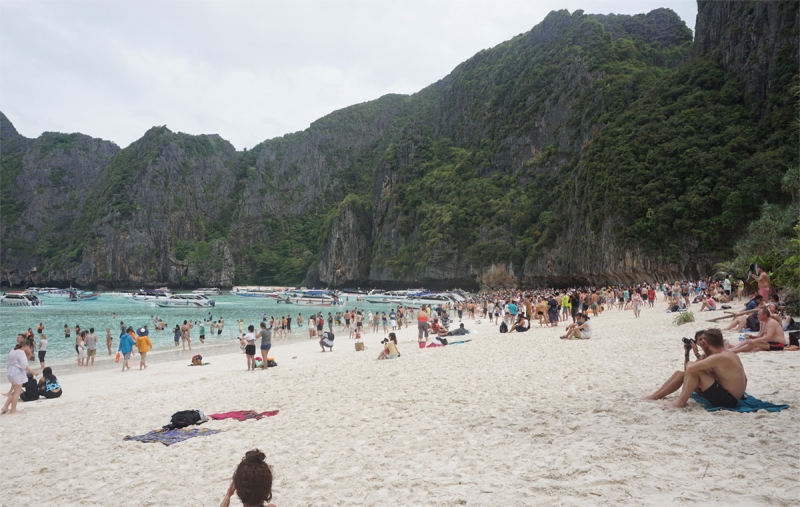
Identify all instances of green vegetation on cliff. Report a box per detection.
[1,5,797,289]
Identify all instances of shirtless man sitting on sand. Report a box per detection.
[659,329,747,410]
[727,308,787,352]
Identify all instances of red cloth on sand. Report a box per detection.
[209,410,279,421]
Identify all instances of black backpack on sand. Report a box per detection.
[166,410,206,430]
[499,321,508,334]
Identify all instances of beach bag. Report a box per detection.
[168,410,205,429]
[267,359,278,367]
[191,354,203,366]
[114,352,121,363]
[499,321,508,334]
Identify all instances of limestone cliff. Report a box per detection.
[2,2,796,289]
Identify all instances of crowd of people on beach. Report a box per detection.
[2,270,796,507]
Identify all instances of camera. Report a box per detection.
[681,337,692,346]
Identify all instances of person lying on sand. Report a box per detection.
[659,329,747,410]
[727,309,787,352]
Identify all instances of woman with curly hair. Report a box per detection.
[220,449,275,507]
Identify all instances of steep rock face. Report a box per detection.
[308,197,372,287]
[0,116,120,286]
[3,3,796,290]
[694,0,800,113]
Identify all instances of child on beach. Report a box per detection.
[199,322,206,344]
[77,335,86,366]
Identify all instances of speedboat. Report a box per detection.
[282,290,341,306]
[155,294,216,308]
[230,286,294,298]
[69,291,99,301]
[41,287,82,298]
[1,292,43,307]
[403,293,458,307]
[192,288,221,295]
[130,289,172,303]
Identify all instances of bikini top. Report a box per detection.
[45,378,61,392]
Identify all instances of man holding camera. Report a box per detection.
[664,329,746,409]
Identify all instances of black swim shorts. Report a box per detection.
[698,381,739,409]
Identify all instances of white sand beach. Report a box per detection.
[2,308,798,506]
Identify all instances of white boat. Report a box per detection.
[404,293,459,307]
[129,289,172,302]
[230,286,294,298]
[284,296,341,306]
[41,287,82,298]
[69,292,99,301]
[155,294,216,308]
[193,287,221,295]
[1,292,43,307]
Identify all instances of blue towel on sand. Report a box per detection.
[449,340,472,345]
[124,427,221,446]
[690,392,789,413]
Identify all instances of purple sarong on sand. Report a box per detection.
[124,427,221,446]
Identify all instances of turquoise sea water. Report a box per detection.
[1,293,396,364]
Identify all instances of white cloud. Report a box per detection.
[0,0,697,150]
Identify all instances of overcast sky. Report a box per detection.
[1,0,697,150]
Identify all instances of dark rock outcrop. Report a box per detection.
[694,0,800,113]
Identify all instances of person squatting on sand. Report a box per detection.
[645,329,747,410]
[319,330,334,352]
[3,342,38,414]
[220,449,276,507]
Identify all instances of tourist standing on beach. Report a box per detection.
[181,320,192,351]
[118,327,134,372]
[259,322,272,370]
[136,327,152,370]
[106,328,113,355]
[76,332,86,366]
[244,325,257,371]
[38,334,47,371]
[86,328,98,366]
[418,306,429,342]
[3,343,38,414]
[632,292,643,318]
[199,322,206,344]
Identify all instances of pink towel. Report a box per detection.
[209,410,279,421]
